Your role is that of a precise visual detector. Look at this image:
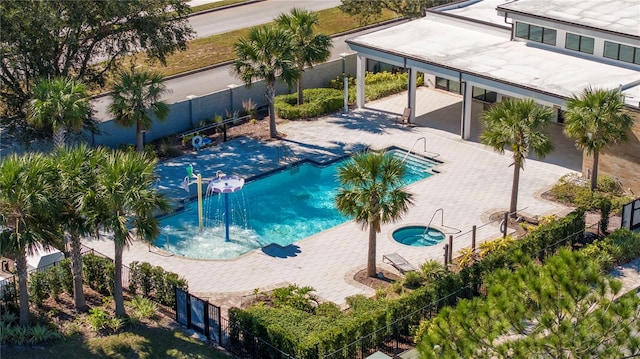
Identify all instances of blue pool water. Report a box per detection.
[156,149,440,259]
[392,226,446,246]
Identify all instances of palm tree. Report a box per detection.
[275,8,332,106]
[52,145,102,312]
[93,149,169,317]
[563,87,633,191]
[27,77,91,148]
[232,25,298,138]
[335,151,414,277]
[0,153,61,326]
[480,98,553,218]
[109,69,171,152]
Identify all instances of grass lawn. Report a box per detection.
[2,323,230,359]
[126,7,399,78]
[191,0,248,13]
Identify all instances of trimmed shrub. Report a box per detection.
[128,261,187,307]
[328,71,425,102]
[83,253,114,296]
[274,88,343,120]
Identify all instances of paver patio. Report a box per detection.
[83,88,579,311]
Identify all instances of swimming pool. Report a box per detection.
[156,149,440,259]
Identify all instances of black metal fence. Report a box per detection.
[175,286,293,358]
[621,198,640,231]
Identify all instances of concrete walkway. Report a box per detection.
[83,89,598,311]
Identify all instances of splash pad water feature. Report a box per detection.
[180,165,245,242]
[159,149,440,259]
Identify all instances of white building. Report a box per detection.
[347,0,640,192]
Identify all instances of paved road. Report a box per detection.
[189,0,343,38]
[92,20,406,121]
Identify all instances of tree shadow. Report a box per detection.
[261,243,301,258]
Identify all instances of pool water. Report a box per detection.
[392,226,446,246]
[156,149,439,259]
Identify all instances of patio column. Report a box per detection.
[408,67,417,123]
[461,81,472,140]
[356,54,366,108]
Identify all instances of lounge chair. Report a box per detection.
[382,252,417,275]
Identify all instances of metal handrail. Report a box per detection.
[402,137,426,163]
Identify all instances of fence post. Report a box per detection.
[186,293,192,330]
[448,235,453,264]
[471,225,476,250]
[443,244,448,267]
[204,301,210,339]
[218,307,222,348]
[502,212,509,238]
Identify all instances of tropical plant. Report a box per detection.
[52,145,104,312]
[232,25,298,138]
[420,260,447,282]
[480,98,553,218]
[0,153,61,326]
[0,0,193,138]
[109,69,171,152]
[275,8,332,105]
[335,151,414,277]
[563,87,634,191]
[27,77,92,148]
[93,149,170,317]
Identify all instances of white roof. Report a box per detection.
[348,0,640,108]
[496,0,640,37]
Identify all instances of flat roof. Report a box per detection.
[435,0,509,26]
[497,0,640,37]
[347,1,640,108]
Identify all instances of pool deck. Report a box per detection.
[83,88,581,311]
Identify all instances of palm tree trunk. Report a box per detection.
[266,82,277,138]
[590,151,599,191]
[367,224,377,277]
[136,120,144,152]
[53,127,66,148]
[510,161,521,218]
[297,68,304,106]
[114,240,126,317]
[70,234,87,312]
[16,254,30,326]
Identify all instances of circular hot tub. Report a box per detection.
[392,226,446,247]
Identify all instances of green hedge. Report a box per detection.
[129,261,188,307]
[228,208,587,358]
[328,71,425,102]
[83,253,114,296]
[274,88,344,120]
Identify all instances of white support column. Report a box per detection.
[356,54,366,108]
[461,82,472,140]
[408,68,417,123]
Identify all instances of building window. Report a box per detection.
[604,41,640,64]
[514,22,556,45]
[565,33,594,54]
[435,77,461,94]
[472,87,497,103]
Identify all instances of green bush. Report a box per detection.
[328,71,425,103]
[549,174,632,212]
[128,261,187,307]
[274,88,343,120]
[86,307,109,332]
[28,271,48,306]
[605,228,640,264]
[229,208,588,357]
[83,253,114,296]
[128,296,158,320]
